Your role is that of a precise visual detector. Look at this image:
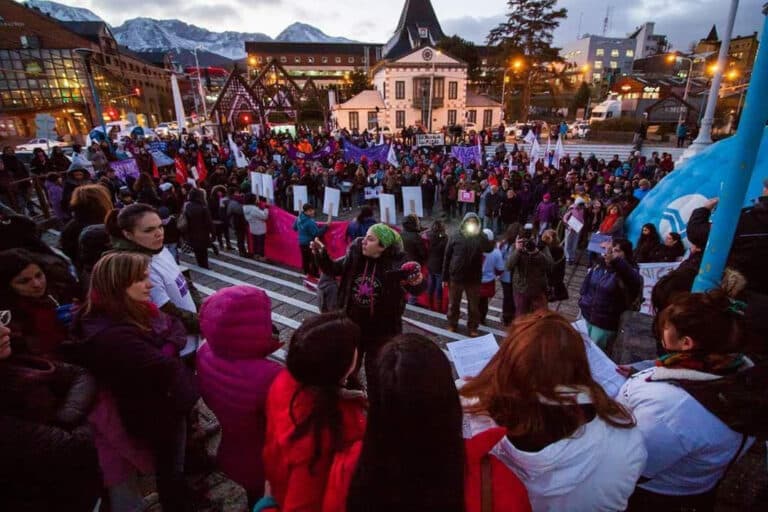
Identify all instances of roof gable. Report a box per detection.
[394,45,464,66]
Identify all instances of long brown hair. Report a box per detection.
[461,311,635,438]
[82,252,154,330]
[70,183,113,223]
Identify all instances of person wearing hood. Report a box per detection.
[70,252,198,512]
[461,312,647,512]
[311,223,424,391]
[59,184,113,271]
[181,188,214,269]
[197,286,282,506]
[106,203,200,335]
[443,213,496,337]
[617,291,753,510]
[294,203,327,278]
[60,166,92,221]
[328,334,531,512]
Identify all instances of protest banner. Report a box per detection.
[401,186,423,217]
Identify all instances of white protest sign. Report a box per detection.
[401,186,423,218]
[292,185,308,212]
[379,193,396,225]
[415,133,445,146]
[566,216,584,233]
[637,262,680,316]
[323,187,340,218]
[261,173,274,201]
[250,172,263,197]
[364,186,383,200]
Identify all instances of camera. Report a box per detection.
[520,223,537,253]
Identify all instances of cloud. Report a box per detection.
[441,14,506,44]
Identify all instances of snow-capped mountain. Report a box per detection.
[111,18,271,60]
[23,1,360,61]
[275,22,355,44]
[24,0,101,21]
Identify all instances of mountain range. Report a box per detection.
[24,0,358,62]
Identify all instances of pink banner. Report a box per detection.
[264,206,349,270]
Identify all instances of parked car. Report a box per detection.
[15,138,69,152]
[155,123,178,137]
[569,121,591,138]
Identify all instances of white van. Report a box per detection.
[589,95,622,124]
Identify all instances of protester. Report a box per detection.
[197,286,282,505]
[635,223,662,263]
[562,197,586,264]
[479,229,504,325]
[533,192,559,236]
[294,203,327,278]
[507,225,553,317]
[443,213,495,336]
[579,238,643,351]
[654,231,686,262]
[618,290,754,511]
[498,224,520,325]
[226,186,249,257]
[426,219,448,311]
[345,206,376,244]
[461,312,647,511]
[59,184,113,270]
[599,204,625,237]
[542,229,568,303]
[243,193,269,260]
[0,324,102,511]
[312,223,424,389]
[263,312,366,511]
[71,252,199,512]
[106,203,200,334]
[335,334,531,512]
[180,188,214,268]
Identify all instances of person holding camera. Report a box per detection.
[506,224,553,317]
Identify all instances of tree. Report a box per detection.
[437,35,481,82]
[487,0,568,121]
[570,81,591,115]
[348,68,371,96]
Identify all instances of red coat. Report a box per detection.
[322,427,531,512]
[263,370,366,512]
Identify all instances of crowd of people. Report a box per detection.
[0,125,767,512]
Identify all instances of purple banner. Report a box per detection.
[110,158,141,181]
[286,140,337,160]
[450,145,482,167]
[342,140,389,165]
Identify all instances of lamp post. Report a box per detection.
[500,59,523,122]
[687,0,739,155]
[74,48,106,136]
[667,54,695,132]
[426,50,441,132]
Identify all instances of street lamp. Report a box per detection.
[667,53,695,132]
[501,59,523,121]
[427,49,441,132]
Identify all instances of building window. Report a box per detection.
[467,110,477,123]
[307,57,314,64]
[448,81,458,100]
[349,111,359,130]
[105,56,112,65]
[348,57,355,64]
[611,49,619,57]
[280,56,287,63]
[433,77,444,98]
[483,109,493,128]
[367,111,378,129]
[593,72,601,81]
[395,80,405,99]
[382,82,387,100]
[335,57,342,63]
[594,61,603,69]
[322,56,328,63]
[396,110,405,129]
[626,49,634,57]
[448,109,457,126]
[596,48,605,56]
[609,61,618,69]
[294,57,301,64]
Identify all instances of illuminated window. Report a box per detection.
[596,49,605,56]
[335,57,341,64]
[594,61,603,69]
[611,49,619,57]
[610,61,618,69]
[626,49,634,57]
[349,111,359,130]
[348,57,355,64]
[322,56,328,64]
[280,56,287,63]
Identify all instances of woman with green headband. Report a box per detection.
[311,222,425,392]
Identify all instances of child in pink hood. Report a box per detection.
[197,285,282,505]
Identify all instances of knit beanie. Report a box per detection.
[369,223,402,248]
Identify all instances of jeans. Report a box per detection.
[300,244,318,277]
[191,243,209,269]
[564,228,579,262]
[427,273,443,307]
[447,281,480,330]
[501,281,515,325]
[586,321,617,352]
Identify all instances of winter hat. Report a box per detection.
[369,223,402,248]
[543,193,551,201]
[483,228,495,241]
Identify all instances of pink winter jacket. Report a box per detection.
[197,285,282,499]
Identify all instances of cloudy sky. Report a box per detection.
[44,0,764,50]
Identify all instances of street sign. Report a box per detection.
[415,133,445,146]
[34,113,57,140]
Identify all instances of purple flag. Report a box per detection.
[342,140,390,165]
[110,158,141,181]
[287,140,337,160]
[450,145,482,167]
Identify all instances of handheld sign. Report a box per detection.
[379,193,396,225]
[401,186,423,218]
[292,185,308,213]
[323,187,340,218]
[261,173,274,202]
